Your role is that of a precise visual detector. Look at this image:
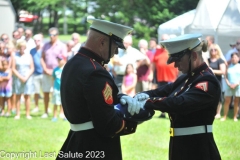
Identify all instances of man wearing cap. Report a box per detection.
[225,39,240,65]
[130,34,221,160]
[57,17,143,160]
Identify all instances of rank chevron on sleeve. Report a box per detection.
[195,82,208,92]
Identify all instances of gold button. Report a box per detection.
[181,86,184,90]
[174,92,177,96]
[185,79,188,83]
[202,70,204,72]
[92,59,95,61]
[159,98,162,100]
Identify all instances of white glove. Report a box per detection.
[120,96,132,105]
[134,93,149,101]
[120,96,140,115]
[128,99,147,116]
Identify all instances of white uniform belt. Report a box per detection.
[70,121,94,131]
[170,125,212,137]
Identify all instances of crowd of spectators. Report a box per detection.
[111,34,240,121]
[0,27,80,121]
[0,27,239,122]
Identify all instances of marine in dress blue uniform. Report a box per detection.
[57,18,139,160]
[133,34,221,160]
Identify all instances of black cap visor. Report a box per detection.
[167,49,190,64]
[114,41,125,50]
[111,35,125,50]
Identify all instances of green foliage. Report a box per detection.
[90,0,199,38]
[10,0,199,42]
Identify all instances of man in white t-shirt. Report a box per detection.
[113,35,145,86]
[25,29,36,54]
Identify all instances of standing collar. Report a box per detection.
[79,47,105,66]
[189,62,209,76]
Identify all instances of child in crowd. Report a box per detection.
[221,53,240,122]
[51,54,66,122]
[121,63,137,97]
[0,59,12,117]
[6,41,17,115]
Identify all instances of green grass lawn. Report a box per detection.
[0,99,240,160]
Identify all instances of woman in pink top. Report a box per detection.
[121,64,137,97]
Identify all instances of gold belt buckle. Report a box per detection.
[170,128,174,137]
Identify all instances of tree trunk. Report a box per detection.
[73,9,77,32]
[48,5,52,28]
[39,10,43,33]
[33,10,41,34]
[53,4,59,28]
[63,2,68,35]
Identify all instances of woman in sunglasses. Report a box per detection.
[208,44,227,119]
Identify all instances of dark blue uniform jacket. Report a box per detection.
[57,47,137,160]
[144,63,221,160]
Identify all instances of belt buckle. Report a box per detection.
[170,128,174,137]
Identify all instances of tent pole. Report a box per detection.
[214,29,218,44]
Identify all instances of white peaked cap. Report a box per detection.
[87,17,133,49]
[160,34,202,64]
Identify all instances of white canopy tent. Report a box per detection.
[0,0,16,37]
[158,0,240,54]
[190,0,240,38]
[158,9,196,42]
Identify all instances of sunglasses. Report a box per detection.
[49,34,58,37]
[1,38,8,41]
[210,49,217,52]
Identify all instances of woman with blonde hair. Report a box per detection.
[12,40,34,119]
[5,41,16,68]
[208,43,227,119]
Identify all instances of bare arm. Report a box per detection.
[2,69,12,81]
[212,63,226,75]
[121,76,127,94]
[24,55,34,80]
[40,51,47,72]
[40,51,52,75]
[12,56,24,81]
[225,69,239,89]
